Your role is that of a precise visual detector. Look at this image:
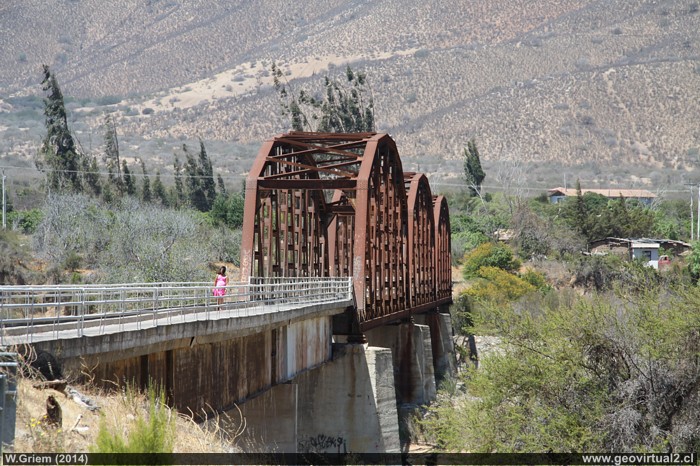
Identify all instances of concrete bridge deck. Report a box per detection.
[1,277,353,350]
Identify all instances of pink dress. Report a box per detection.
[213,274,228,296]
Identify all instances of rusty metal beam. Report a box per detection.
[263,158,358,178]
[357,297,453,332]
[257,179,357,190]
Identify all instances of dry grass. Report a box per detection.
[12,376,234,453]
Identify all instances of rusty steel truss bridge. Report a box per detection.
[240,132,452,338]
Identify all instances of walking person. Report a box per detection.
[213,266,228,308]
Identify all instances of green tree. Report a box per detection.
[103,114,123,196]
[171,155,185,208]
[122,160,135,196]
[83,155,101,196]
[216,174,227,197]
[198,140,216,209]
[37,65,83,193]
[182,142,217,212]
[463,138,485,197]
[272,64,375,132]
[152,171,168,206]
[210,192,245,229]
[140,159,152,203]
[686,241,700,282]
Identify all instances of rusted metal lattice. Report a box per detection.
[240,132,452,334]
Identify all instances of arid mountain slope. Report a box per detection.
[1,0,698,189]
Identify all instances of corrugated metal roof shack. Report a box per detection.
[588,237,692,270]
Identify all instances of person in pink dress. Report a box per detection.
[212,266,228,308]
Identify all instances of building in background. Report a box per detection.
[547,187,656,205]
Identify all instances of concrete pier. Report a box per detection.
[235,343,401,453]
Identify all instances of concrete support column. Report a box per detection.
[414,311,457,383]
[365,320,437,406]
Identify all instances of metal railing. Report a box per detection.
[0,277,353,344]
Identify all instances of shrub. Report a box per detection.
[92,385,175,453]
[425,286,700,452]
[465,266,534,303]
[7,208,43,234]
[209,193,245,229]
[519,269,550,291]
[462,242,520,279]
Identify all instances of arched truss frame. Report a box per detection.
[433,195,452,301]
[240,132,451,333]
[405,173,436,309]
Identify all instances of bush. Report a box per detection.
[209,193,245,229]
[7,208,43,234]
[92,385,175,453]
[465,266,535,303]
[519,269,550,291]
[425,285,700,452]
[462,242,520,279]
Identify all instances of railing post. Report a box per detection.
[79,288,85,338]
[0,352,17,452]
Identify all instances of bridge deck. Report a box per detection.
[1,277,352,347]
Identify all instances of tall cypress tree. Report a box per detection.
[198,140,216,210]
[103,114,123,195]
[182,142,217,212]
[84,155,102,196]
[38,64,83,193]
[140,159,152,203]
[463,138,485,197]
[122,160,135,196]
[172,155,185,208]
[152,170,168,206]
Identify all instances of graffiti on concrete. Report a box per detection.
[298,434,347,453]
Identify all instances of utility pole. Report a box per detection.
[2,170,5,230]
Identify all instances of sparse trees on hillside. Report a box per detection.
[272,64,375,132]
[37,65,84,193]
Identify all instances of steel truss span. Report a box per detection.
[241,132,452,333]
